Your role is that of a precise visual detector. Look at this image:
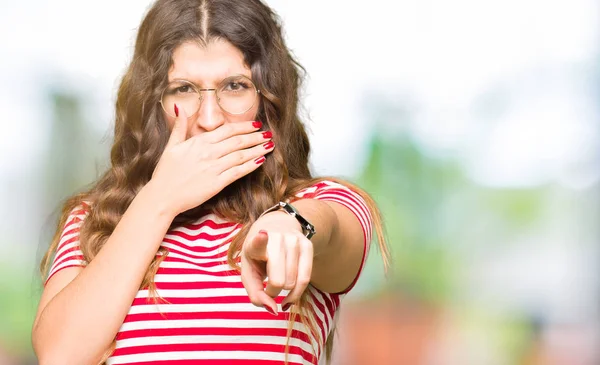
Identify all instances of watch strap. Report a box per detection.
[259,202,316,239]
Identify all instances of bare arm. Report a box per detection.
[249,197,367,294]
[32,112,274,364]
[298,198,367,293]
[240,182,372,313]
[32,183,176,365]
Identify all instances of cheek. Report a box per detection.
[226,104,260,124]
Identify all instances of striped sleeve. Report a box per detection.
[296,180,373,294]
[44,204,90,286]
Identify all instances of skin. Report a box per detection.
[32,39,366,364]
[164,39,260,136]
[161,39,366,314]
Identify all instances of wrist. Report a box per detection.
[258,201,316,239]
[257,210,303,234]
[139,180,179,220]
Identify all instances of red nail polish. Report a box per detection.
[263,141,274,149]
[282,303,291,312]
[265,306,278,316]
[262,131,272,139]
[174,104,179,117]
[254,156,266,164]
[252,121,262,128]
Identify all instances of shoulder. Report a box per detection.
[293,178,373,238]
[293,179,371,216]
[44,201,92,286]
[66,201,92,222]
[293,179,358,199]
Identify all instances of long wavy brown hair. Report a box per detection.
[40,0,390,363]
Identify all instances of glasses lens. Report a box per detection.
[161,80,200,117]
[217,75,257,115]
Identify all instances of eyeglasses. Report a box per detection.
[160,75,261,117]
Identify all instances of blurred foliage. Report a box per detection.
[357,132,462,302]
[0,89,104,361]
[345,95,591,363]
[356,128,549,304]
[0,264,37,359]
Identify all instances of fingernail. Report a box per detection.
[262,131,273,139]
[254,156,266,165]
[265,306,278,316]
[263,141,274,150]
[252,121,262,128]
[258,229,268,236]
[282,303,291,312]
[174,104,179,117]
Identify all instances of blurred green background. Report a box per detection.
[1,1,598,364]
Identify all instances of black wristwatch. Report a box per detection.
[259,202,316,239]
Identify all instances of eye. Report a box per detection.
[224,81,250,92]
[165,82,196,96]
[175,85,194,93]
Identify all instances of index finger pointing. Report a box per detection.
[240,254,273,307]
[241,231,278,314]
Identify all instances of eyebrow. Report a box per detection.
[167,73,253,84]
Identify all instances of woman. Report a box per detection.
[32,0,390,364]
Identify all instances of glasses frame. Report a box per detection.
[159,74,261,118]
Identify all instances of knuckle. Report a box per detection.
[229,136,242,150]
[235,135,248,149]
[299,238,313,250]
[296,277,311,288]
[229,167,244,179]
[224,123,235,136]
[199,150,212,161]
[235,167,247,178]
[247,294,261,306]
[269,278,285,289]
[286,237,299,250]
[235,151,246,164]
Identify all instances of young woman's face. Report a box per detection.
[164,39,260,138]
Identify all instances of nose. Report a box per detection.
[194,90,225,132]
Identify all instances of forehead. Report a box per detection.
[168,39,251,84]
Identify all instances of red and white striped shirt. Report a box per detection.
[46,180,372,365]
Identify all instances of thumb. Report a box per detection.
[245,230,269,261]
[166,103,189,147]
